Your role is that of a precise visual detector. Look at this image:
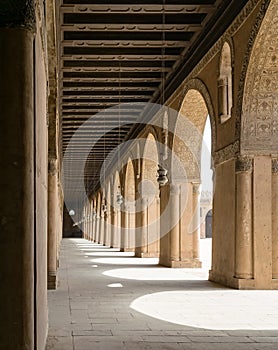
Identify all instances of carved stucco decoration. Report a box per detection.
[214,140,240,166]
[172,123,203,181]
[241,0,278,152]
[0,0,36,31]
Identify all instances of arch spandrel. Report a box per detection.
[241,0,278,153]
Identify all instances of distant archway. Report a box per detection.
[136,133,160,257]
[121,158,136,251]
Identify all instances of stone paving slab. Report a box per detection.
[46,239,278,350]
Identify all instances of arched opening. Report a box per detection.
[218,42,233,123]
[159,87,214,269]
[200,116,213,270]
[136,133,160,258]
[121,159,136,252]
[205,210,213,238]
[110,171,122,248]
[103,182,111,247]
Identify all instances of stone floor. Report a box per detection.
[46,238,278,350]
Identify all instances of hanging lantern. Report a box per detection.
[116,193,124,205]
[157,165,168,186]
[69,209,75,216]
[102,203,107,213]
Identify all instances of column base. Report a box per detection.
[272,279,278,289]
[159,258,202,268]
[209,269,278,289]
[120,248,134,252]
[47,273,58,290]
[209,269,271,289]
[137,252,160,258]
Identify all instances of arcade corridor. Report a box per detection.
[1,0,278,349]
[46,239,278,350]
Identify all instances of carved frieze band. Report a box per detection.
[235,156,253,173]
[213,140,240,166]
[0,0,36,31]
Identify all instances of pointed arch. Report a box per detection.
[218,41,233,123]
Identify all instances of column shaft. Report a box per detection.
[192,183,201,260]
[272,160,278,278]
[0,27,35,349]
[141,198,148,254]
[47,161,58,289]
[235,164,253,279]
[170,184,180,262]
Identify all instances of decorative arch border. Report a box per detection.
[235,0,271,141]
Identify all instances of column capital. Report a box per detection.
[0,0,36,31]
[272,159,278,174]
[235,156,253,173]
[170,183,180,195]
[48,158,58,176]
[192,183,201,195]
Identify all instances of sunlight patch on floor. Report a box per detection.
[103,267,208,280]
[130,290,278,330]
[90,257,159,265]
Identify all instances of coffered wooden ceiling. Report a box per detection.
[57,0,249,193]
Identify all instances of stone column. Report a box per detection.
[120,205,128,251]
[235,157,253,279]
[0,3,36,347]
[120,203,135,252]
[141,197,148,254]
[84,206,87,239]
[272,159,278,278]
[98,213,103,244]
[89,201,94,241]
[192,183,201,260]
[135,197,148,257]
[104,207,111,246]
[103,210,108,246]
[170,184,180,262]
[110,208,115,247]
[159,183,171,266]
[96,212,101,244]
[92,205,96,242]
[47,159,58,289]
[110,208,119,248]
